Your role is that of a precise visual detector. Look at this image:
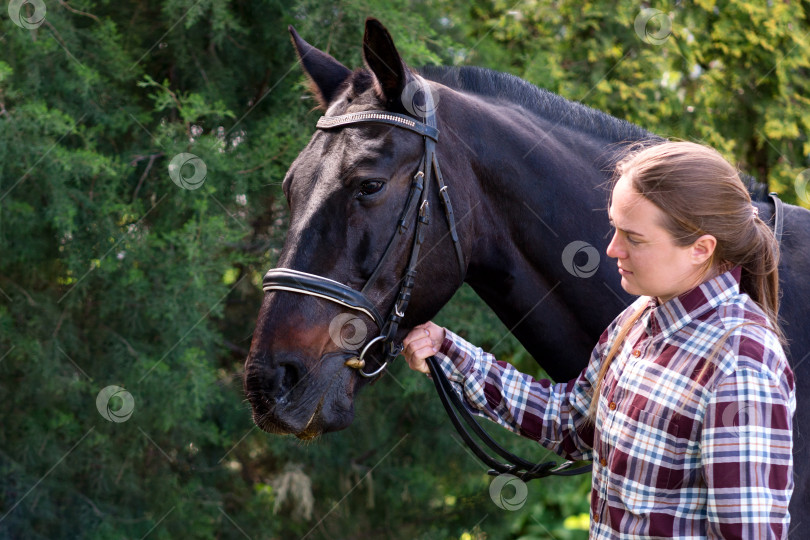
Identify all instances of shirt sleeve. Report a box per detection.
[701,362,795,539]
[431,327,612,462]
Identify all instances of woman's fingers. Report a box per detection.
[403,333,437,357]
[403,323,444,350]
[405,349,430,374]
[402,322,448,375]
[402,326,428,351]
[402,324,441,374]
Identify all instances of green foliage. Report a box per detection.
[138,74,235,125]
[1,1,808,539]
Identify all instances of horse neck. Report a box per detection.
[440,94,635,379]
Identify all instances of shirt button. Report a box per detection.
[608,401,617,410]
[599,457,607,467]
[593,513,599,523]
[632,349,641,357]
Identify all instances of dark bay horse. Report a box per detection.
[245,19,810,533]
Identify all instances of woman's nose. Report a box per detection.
[606,232,624,259]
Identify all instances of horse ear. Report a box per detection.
[362,18,410,110]
[289,25,352,109]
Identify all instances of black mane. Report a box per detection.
[419,65,655,144]
[418,65,767,200]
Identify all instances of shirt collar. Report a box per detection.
[645,266,742,339]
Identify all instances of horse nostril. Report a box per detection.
[275,361,303,406]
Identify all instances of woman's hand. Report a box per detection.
[402,322,446,374]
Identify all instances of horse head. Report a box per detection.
[244,19,469,439]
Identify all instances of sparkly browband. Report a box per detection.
[316,111,439,141]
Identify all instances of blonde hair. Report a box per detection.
[588,141,782,417]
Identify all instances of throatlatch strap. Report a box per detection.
[432,153,465,279]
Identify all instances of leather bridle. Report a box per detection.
[262,83,465,379]
[261,79,591,481]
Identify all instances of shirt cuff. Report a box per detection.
[434,328,477,376]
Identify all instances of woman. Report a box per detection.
[403,141,795,539]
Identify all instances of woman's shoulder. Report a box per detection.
[705,292,791,386]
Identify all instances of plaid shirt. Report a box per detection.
[434,267,795,539]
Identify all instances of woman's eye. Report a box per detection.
[357,180,385,198]
[610,223,639,246]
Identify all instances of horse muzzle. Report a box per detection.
[244,351,357,438]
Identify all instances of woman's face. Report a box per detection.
[606,175,712,303]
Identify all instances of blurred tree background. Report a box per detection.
[1,0,808,538]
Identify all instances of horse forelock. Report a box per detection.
[349,69,376,95]
[322,69,384,115]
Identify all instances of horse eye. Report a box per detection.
[358,180,385,198]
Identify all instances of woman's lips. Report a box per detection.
[618,266,633,275]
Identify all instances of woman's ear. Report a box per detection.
[691,234,717,265]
